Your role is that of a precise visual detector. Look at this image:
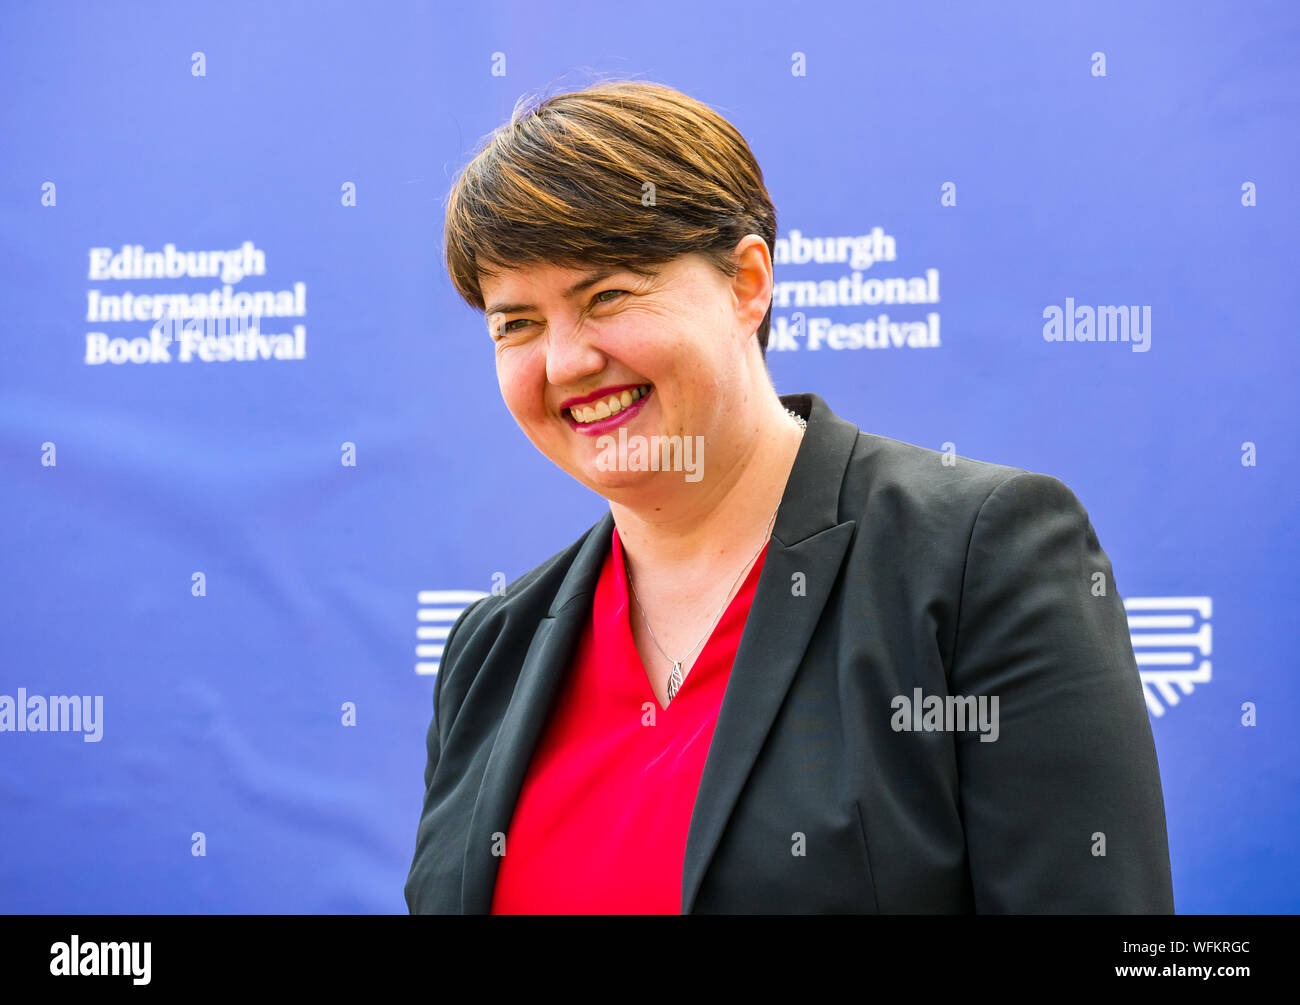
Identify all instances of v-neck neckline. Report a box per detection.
[611,525,768,713]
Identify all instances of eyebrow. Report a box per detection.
[484,264,654,316]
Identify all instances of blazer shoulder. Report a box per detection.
[849,429,1034,511]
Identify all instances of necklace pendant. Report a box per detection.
[667,661,683,702]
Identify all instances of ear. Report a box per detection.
[728,235,773,346]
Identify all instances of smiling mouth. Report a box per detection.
[565,384,652,424]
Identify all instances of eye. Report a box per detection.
[491,290,628,340]
[487,314,531,341]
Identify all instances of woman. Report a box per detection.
[404,80,1175,914]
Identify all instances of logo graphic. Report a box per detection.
[1125,596,1213,717]
[415,590,489,676]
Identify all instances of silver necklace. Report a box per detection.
[626,408,807,704]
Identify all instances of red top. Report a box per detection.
[490,524,769,914]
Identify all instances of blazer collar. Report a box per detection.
[461,391,861,913]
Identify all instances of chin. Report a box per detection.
[584,458,674,496]
[580,464,641,490]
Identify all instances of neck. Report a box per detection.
[610,392,804,578]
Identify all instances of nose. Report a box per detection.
[545,319,606,392]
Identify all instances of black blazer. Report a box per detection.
[404,391,1175,914]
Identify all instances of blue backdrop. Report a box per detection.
[1,0,1296,913]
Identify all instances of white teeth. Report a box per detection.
[571,384,650,423]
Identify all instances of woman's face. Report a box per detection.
[480,244,768,499]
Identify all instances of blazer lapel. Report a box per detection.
[680,393,860,913]
[460,392,861,914]
[460,508,614,913]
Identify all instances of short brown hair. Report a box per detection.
[443,79,778,357]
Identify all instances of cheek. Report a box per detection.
[496,347,545,417]
[600,310,681,366]
[494,353,522,411]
